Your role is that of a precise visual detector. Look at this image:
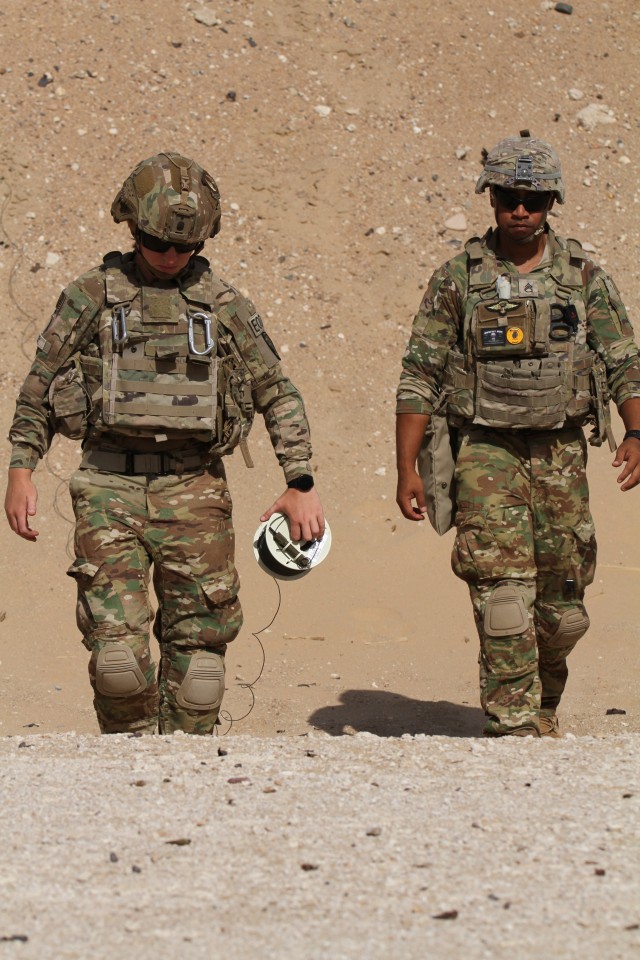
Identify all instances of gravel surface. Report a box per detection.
[1,732,638,959]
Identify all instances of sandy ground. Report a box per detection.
[1,732,639,960]
[0,1,639,955]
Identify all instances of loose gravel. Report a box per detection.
[0,732,638,959]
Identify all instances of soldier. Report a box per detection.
[4,152,324,735]
[396,131,640,738]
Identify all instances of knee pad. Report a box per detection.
[484,581,529,638]
[95,643,147,698]
[550,608,590,647]
[176,652,225,711]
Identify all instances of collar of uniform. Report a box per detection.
[485,225,557,271]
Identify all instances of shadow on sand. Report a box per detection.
[309,689,485,739]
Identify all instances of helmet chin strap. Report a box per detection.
[511,221,547,245]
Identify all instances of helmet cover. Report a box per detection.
[476,129,565,203]
[111,152,222,242]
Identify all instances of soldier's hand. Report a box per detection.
[396,469,427,521]
[612,438,640,491]
[4,468,40,541]
[261,487,325,543]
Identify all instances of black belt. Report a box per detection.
[81,449,208,476]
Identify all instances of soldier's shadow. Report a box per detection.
[309,690,484,739]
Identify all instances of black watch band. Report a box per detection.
[287,474,314,492]
[623,429,640,442]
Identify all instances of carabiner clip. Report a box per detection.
[111,306,128,346]
[188,312,214,356]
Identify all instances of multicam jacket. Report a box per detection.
[9,252,312,481]
[397,227,640,439]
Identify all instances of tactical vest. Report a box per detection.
[443,232,601,432]
[57,253,256,454]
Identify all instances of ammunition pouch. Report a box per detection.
[443,347,597,433]
[48,355,92,440]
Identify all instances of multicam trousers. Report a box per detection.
[67,460,243,735]
[451,426,597,736]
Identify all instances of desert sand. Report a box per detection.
[0,1,638,956]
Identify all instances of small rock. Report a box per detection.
[366,827,382,837]
[606,707,626,715]
[45,252,60,267]
[444,213,467,231]
[455,146,469,160]
[554,2,573,13]
[374,467,386,477]
[568,88,583,101]
[193,8,221,26]
[314,105,332,117]
[576,103,616,132]
[37,72,53,87]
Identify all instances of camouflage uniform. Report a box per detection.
[9,237,312,737]
[397,227,640,735]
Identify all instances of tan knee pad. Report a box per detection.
[550,608,590,646]
[484,581,529,638]
[95,643,147,698]
[176,652,225,711]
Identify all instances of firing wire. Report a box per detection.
[218,573,281,735]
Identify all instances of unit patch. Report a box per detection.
[248,313,264,338]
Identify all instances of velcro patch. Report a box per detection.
[248,312,264,337]
[37,335,51,355]
[481,328,506,347]
[518,278,538,297]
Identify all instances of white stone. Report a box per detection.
[568,88,584,101]
[576,103,616,132]
[314,105,332,117]
[193,8,221,26]
[444,213,467,231]
[45,252,61,267]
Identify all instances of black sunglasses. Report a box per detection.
[139,231,199,254]
[494,187,552,213]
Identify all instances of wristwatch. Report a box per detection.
[287,474,315,492]
[623,429,640,442]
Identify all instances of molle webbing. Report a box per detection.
[101,259,218,438]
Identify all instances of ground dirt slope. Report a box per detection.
[0,2,638,957]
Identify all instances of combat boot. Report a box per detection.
[539,714,561,738]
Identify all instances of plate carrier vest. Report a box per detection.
[442,232,613,445]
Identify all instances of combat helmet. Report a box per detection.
[111,152,222,243]
[475,129,565,204]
